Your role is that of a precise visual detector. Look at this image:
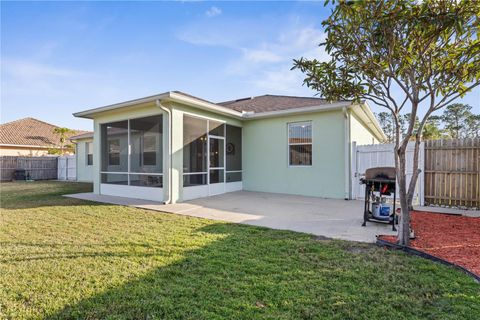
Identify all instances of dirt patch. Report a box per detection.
[378,211,480,276]
[313,235,333,241]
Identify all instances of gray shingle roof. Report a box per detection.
[218,94,348,113]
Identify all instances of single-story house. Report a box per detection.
[0,117,88,156]
[73,91,385,203]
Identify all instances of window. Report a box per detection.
[108,139,120,166]
[130,116,162,172]
[182,116,235,187]
[209,120,225,137]
[100,116,163,188]
[101,120,128,171]
[288,121,312,166]
[142,135,157,166]
[86,142,93,166]
[183,115,208,186]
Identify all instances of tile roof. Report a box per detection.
[0,117,90,148]
[218,94,348,113]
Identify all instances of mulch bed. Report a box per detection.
[378,211,480,277]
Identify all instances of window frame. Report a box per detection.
[182,114,209,187]
[86,141,93,166]
[141,134,157,167]
[225,124,242,183]
[287,121,313,167]
[99,115,163,188]
[107,139,121,166]
[182,113,230,187]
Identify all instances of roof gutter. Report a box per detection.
[73,93,171,118]
[72,93,385,142]
[356,102,387,142]
[69,135,94,141]
[163,92,243,119]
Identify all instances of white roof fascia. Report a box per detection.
[164,92,243,119]
[69,135,94,141]
[73,93,171,119]
[351,102,387,142]
[72,92,384,142]
[73,91,244,120]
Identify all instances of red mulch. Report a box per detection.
[378,211,480,276]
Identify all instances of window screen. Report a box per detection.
[288,121,312,166]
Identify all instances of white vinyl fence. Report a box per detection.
[57,156,76,181]
[351,142,425,205]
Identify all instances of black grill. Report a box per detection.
[360,167,397,230]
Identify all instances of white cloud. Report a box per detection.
[250,65,316,96]
[176,17,275,48]
[225,26,329,93]
[241,48,283,63]
[3,59,86,80]
[252,67,301,92]
[253,26,327,63]
[178,20,327,94]
[1,58,119,111]
[205,6,222,18]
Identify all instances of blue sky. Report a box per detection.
[1,1,478,131]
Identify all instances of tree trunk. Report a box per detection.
[396,145,410,246]
[406,129,425,212]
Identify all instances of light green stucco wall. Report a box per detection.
[242,110,347,199]
[75,139,94,182]
[350,112,379,145]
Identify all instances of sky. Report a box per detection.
[1,1,479,131]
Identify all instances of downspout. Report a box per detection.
[156,99,173,204]
[75,142,79,181]
[343,106,351,200]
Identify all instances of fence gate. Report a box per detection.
[424,138,479,208]
[57,156,76,181]
[351,142,424,205]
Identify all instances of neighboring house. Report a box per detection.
[0,117,88,156]
[73,91,385,202]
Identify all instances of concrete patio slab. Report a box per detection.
[414,205,480,218]
[65,191,397,242]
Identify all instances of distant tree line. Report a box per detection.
[376,103,479,142]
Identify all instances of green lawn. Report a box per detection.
[0,182,478,319]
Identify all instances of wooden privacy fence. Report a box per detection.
[424,138,479,208]
[0,156,58,181]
